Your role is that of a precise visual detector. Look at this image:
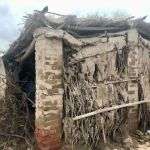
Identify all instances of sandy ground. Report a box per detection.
[137,142,150,150]
[62,140,150,150]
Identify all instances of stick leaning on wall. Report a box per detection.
[72,99,150,121]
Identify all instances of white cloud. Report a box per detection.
[0,0,150,50]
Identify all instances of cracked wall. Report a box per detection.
[35,32,63,150]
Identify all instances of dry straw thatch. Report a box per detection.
[1,6,150,149]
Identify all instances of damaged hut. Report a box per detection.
[1,7,150,149]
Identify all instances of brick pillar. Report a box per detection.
[35,33,63,150]
[127,30,139,131]
[0,58,6,98]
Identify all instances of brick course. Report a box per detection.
[35,31,63,150]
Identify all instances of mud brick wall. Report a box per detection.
[35,33,63,150]
[0,58,6,98]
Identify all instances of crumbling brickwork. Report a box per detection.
[127,45,139,131]
[0,58,6,98]
[127,30,139,131]
[35,32,63,150]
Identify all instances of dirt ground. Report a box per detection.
[62,131,150,150]
[0,131,149,150]
[62,142,150,150]
[137,142,150,150]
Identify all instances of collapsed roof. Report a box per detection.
[3,6,150,69]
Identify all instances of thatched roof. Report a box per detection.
[3,6,150,66]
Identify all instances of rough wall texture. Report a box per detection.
[74,29,142,132]
[34,28,149,148]
[62,29,147,147]
[0,58,6,98]
[127,45,139,131]
[127,30,139,131]
[35,33,63,150]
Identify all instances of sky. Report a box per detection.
[0,0,150,51]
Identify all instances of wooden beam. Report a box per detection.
[15,39,35,63]
[105,78,138,85]
[91,78,139,88]
[71,26,124,32]
[69,48,117,65]
[47,11,66,17]
[72,99,150,121]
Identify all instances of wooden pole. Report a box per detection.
[69,48,116,65]
[105,78,138,85]
[101,117,107,143]
[47,11,66,17]
[15,39,35,63]
[72,100,150,121]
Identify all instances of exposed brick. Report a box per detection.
[35,128,61,150]
[127,46,139,131]
[35,31,63,149]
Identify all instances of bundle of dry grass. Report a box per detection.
[62,46,131,149]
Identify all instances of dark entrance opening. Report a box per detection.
[2,48,36,149]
